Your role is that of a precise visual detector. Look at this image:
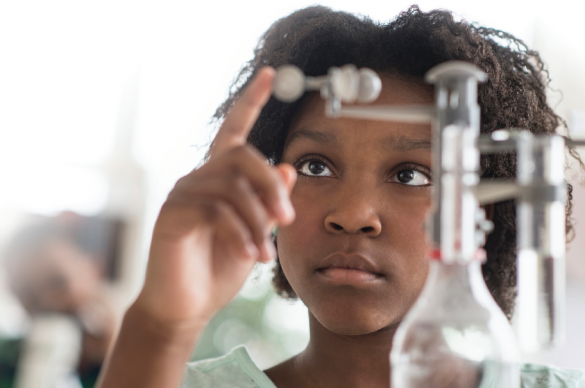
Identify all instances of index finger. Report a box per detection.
[210,67,275,159]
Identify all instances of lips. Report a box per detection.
[316,253,384,284]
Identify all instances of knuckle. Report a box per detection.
[163,191,186,208]
[171,176,187,191]
[159,195,192,223]
[246,144,269,162]
[176,175,189,185]
[172,173,199,192]
[231,175,249,192]
[229,144,250,159]
[233,144,265,162]
[201,201,227,222]
[159,200,176,216]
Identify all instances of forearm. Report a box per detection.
[96,302,205,388]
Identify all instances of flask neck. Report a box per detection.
[426,260,484,289]
[418,260,500,320]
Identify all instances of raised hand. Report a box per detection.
[135,67,297,332]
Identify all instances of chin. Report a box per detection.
[319,318,382,336]
[307,292,402,336]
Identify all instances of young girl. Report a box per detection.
[97,6,585,388]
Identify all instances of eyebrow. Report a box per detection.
[386,137,432,152]
[284,127,431,152]
[284,128,339,149]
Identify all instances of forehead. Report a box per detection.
[285,75,434,150]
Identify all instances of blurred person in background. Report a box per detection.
[0,213,122,388]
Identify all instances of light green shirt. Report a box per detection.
[181,346,585,388]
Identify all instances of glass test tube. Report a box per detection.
[516,135,566,351]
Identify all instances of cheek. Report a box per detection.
[276,187,326,280]
[388,195,431,251]
[385,193,432,277]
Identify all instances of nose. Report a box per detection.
[324,188,382,237]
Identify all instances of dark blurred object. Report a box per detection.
[0,338,20,388]
[0,212,125,388]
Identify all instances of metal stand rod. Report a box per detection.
[339,105,435,123]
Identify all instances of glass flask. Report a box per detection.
[390,259,520,388]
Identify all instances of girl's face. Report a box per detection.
[278,75,434,335]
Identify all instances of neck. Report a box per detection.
[293,314,398,388]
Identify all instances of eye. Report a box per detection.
[298,159,333,177]
[392,169,430,186]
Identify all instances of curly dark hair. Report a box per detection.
[213,5,576,319]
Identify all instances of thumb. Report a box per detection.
[274,163,296,225]
[275,163,297,194]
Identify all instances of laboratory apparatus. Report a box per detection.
[272,61,575,388]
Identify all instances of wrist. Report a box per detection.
[126,299,209,352]
[96,300,206,388]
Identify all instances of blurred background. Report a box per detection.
[0,0,584,386]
